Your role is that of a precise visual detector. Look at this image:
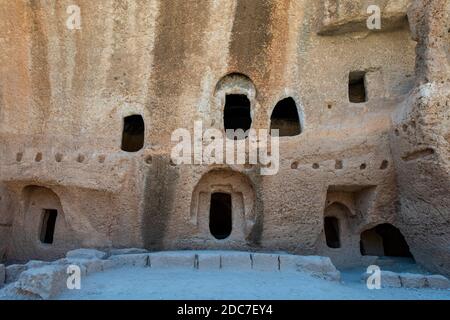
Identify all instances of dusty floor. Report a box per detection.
[54,267,449,300]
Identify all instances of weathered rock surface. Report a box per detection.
[3,249,449,300]
[25,260,51,269]
[361,270,402,288]
[317,0,411,35]
[15,265,67,299]
[149,252,196,269]
[5,265,28,284]
[362,271,450,289]
[109,248,148,256]
[391,0,450,277]
[66,249,107,260]
[220,252,253,271]
[280,255,341,281]
[56,258,99,275]
[0,264,5,286]
[0,0,447,278]
[399,273,427,288]
[104,254,149,269]
[196,252,221,270]
[425,275,450,289]
[251,253,280,272]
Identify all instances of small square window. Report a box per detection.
[121,115,145,152]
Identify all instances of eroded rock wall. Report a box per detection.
[0,0,447,274]
[390,0,450,276]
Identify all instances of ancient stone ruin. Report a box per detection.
[0,0,449,284]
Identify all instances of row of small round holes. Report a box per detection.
[291,160,389,170]
[15,152,106,164]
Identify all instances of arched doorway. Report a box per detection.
[270,97,301,136]
[9,185,79,261]
[360,223,413,258]
[190,169,256,245]
[317,202,363,267]
[223,94,252,133]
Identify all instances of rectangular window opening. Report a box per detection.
[40,209,58,244]
[324,216,341,248]
[349,71,367,103]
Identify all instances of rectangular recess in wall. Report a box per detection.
[40,209,58,244]
[349,71,367,103]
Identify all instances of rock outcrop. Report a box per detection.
[0,0,448,277]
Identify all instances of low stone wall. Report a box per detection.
[0,248,343,299]
[1,248,449,300]
[361,271,450,289]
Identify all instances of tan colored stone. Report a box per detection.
[318,0,411,35]
[109,248,148,256]
[5,265,27,284]
[361,271,402,288]
[0,0,447,279]
[220,252,252,271]
[149,252,195,269]
[281,255,340,281]
[196,253,221,270]
[106,254,150,268]
[15,265,67,300]
[64,258,102,275]
[25,260,51,269]
[425,275,450,289]
[66,249,107,260]
[399,273,427,288]
[251,253,280,272]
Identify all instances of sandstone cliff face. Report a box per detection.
[0,0,448,275]
[391,0,450,276]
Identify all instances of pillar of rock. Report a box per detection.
[390,0,450,276]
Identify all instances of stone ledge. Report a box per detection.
[400,273,427,288]
[361,270,402,288]
[5,264,28,284]
[425,275,450,289]
[56,258,99,275]
[104,254,150,269]
[66,249,108,260]
[251,253,280,272]
[109,248,148,256]
[196,252,221,270]
[361,271,450,289]
[0,249,382,299]
[280,255,341,281]
[220,252,252,271]
[7,248,449,301]
[15,265,67,299]
[149,252,195,269]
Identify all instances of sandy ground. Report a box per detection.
[55,267,450,300]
